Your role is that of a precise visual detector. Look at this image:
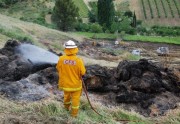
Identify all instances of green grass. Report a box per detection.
[0,0,50,26]
[0,97,149,124]
[0,25,34,42]
[73,0,89,18]
[0,33,10,48]
[73,32,116,40]
[73,32,180,45]
[124,35,180,44]
[126,54,141,61]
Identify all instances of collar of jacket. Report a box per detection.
[64,48,79,56]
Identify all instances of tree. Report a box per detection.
[97,0,115,29]
[88,5,98,23]
[132,11,137,28]
[0,0,24,7]
[52,0,79,31]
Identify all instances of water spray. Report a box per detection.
[16,44,59,64]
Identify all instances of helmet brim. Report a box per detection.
[65,46,77,48]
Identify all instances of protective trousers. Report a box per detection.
[64,90,82,117]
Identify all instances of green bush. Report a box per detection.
[0,0,26,7]
[90,23,103,33]
[75,23,90,32]
[110,22,119,33]
[124,11,133,17]
[136,20,142,25]
[126,27,136,35]
[152,26,180,36]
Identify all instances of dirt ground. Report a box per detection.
[79,40,180,70]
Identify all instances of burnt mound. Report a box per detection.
[0,40,179,116]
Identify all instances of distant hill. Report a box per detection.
[0,0,179,27]
[114,0,180,26]
[87,0,180,26]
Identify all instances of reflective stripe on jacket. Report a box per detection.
[56,48,86,91]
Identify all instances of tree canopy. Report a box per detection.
[52,0,79,31]
[97,0,115,29]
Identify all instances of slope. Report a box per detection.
[0,14,83,50]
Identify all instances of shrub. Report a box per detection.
[124,11,133,17]
[110,22,119,33]
[75,23,90,32]
[90,23,103,33]
[136,20,142,25]
[126,27,136,35]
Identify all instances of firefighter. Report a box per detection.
[56,40,86,117]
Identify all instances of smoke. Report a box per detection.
[16,44,59,64]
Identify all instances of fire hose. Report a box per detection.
[81,77,102,116]
[81,77,144,123]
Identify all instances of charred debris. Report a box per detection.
[0,40,179,116]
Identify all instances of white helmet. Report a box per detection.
[64,40,77,48]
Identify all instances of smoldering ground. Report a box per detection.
[0,40,179,117]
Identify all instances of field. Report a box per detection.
[73,0,89,18]
[128,0,180,26]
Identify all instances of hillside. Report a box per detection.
[1,0,180,27]
[115,0,180,26]
[86,0,180,26]
[0,14,84,49]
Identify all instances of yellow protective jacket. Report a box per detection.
[56,48,86,91]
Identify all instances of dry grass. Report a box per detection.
[0,34,9,48]
[0,94,151,124]
[129,0,143,19]
[1,93,179,124]
[0,14,84,50]
[79,55,119,67]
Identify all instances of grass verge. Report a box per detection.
[0,96,150,124]
[73,32,116,40]
[124,35,180,45]
[73,32,180,45]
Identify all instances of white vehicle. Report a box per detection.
[132,49,141,55]
[156,47,169,55]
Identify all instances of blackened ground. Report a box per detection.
[84,59,180,116]
[0,40,179,116]
[0,40,59,101]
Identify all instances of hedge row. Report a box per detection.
[166,0,174,18]
[141,0,147,19]
[160,0,167,18]
[173,0,180,17]
[152,26,180,36]
[154,0,160,18]
[147,0,154,18]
